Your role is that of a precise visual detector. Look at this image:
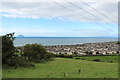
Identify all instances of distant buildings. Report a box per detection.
[45,42,119,56]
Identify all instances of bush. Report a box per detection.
[55,54,73,58]
[2,33,33,68]
[44,52,55,60]
[23,44,54,62]
[75,58,81,59]
[107,61,113,63]
[6,56,33,68]
[92,59,101,62]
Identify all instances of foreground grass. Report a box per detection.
[73,56,118,63]
[3,58,118,78]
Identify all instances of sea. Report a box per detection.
[14,37,118,46]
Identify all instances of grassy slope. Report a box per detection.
[73,56,118,63]
[3,58,118,78]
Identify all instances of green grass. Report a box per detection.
[73,56,118,63]
[3,58,118,78]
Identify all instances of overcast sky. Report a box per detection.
[0,0,118,37]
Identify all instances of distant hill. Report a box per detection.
[17,35,24,38]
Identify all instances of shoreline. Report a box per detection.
[14,41,118,47]
[45,41,118,46]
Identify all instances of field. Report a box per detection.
[73,55,118,63]
[3,57,118,78]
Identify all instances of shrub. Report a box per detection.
[107,61,113,63]
[44,52,54,60]
[6,56,33,68]
[23,44,51,62]
[75,58,81,59]
[55,54,73,58]
[92,59,101,62]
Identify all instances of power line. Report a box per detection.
[54,2,113,32]
[80,0,117,24]
[65,0,116,28]
[54,2,93,21]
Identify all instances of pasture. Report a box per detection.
[3,58,118,78]
[73,55,118,63]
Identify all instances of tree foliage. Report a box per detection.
[2,33,32,67]
[23,44,47,61]
[2,33,15,64]
[2,33,55,68]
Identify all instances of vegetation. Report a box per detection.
[3,58,118,78]
[2,33,33,68]
[23,44,47,61]
[73,56,118,63]
[2,33,118,78]
[2,33,54,68]
[55,54,73,58]
[85,51,93,56]
[2,33,16,65]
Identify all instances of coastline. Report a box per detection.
[44,41,118,46]
[14,41,118,47]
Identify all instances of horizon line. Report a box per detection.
[15,36,118,38]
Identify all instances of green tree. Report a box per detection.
[23,44,47,61]
[2,33,32,67]
[44,52,54,60]
[2,33,15,64]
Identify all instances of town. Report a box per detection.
[45,42,119,56]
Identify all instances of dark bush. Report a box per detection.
[55,54,73,58]
[92,59,101,62]
[81,58,86,60]
[6,56,34,68]
[107,61,113,63]
[75,58,81,59]
[69,55,73,58]
[44,52,55,60]
[29,64,35,67]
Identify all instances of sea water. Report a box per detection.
[14,37,118,46]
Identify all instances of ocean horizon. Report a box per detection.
[16,36,118,38]
[14,37,118,46]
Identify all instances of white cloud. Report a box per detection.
[0,1,118,23]
[1,27,118,37]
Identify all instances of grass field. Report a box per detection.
[73,56,118,63]
[3,58,118,78]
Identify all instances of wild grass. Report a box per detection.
[3,58,118,78]
[73,55,118,63]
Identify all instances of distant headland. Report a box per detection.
[17,35,24,38]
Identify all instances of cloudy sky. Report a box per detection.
[0,0,118,37]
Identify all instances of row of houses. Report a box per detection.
[45,42,119,56]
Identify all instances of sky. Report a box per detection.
[0,0,118,37]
